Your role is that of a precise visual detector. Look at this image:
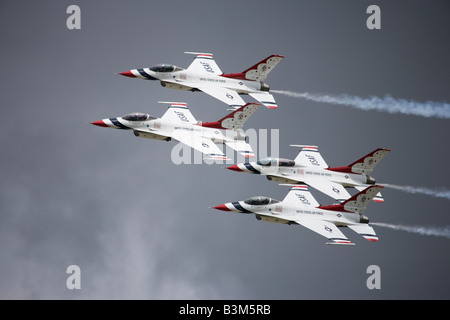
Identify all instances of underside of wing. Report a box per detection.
[172,133,230,161]
[199,86,246,108]
[248,92,278,109]
[347,224,379,242]
[295,218,354,245]
[305,179,351,203]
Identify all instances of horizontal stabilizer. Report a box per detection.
[347,224,379,242]
[248,92,278,109]
[225,139,255,158]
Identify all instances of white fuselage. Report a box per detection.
[100,115,243,145]
[219,199,364,227]
[236,161,372,187]
[129,67,265,94]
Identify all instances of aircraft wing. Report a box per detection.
[198,86,246,108]
[347,224,379,242]
[225,139,255,158]
[290,145,329,168]
[304,179,352,203]
[159,102,197,123]
[295,218,354,245]
[248,92,278,109]
[282,185,320,207]
[171,132,230,161]
[185,52,223,75]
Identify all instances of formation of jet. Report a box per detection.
[118,52,284,109]
[91,102,260,161]
[91,50,392,245]
[227,145,390,203]
[213,184,384,245]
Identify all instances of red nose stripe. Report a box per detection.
[90,120,109,127]
[118,70,136,78]
[213,204,231,211]
[226,165,243,172]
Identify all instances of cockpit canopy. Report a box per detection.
[122,112,156,122]
[256,157,295,167]
[244,196,280,206]
[149,64,183,73]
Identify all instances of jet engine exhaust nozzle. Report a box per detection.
[366,175,376,185]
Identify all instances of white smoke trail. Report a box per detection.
[382,183,450,201]
[372,222,450,239]
[271,90,450,119]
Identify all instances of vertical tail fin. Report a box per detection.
[319,185,384,214]
[347,148,391,174]
[328,148,390,174]
[242,55,284,81]
[199,103,260,130]
[221,55,284,81]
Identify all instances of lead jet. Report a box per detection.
[91,102,260,161]
[213,184,384,245]
[227,145,390,203]
[118,52,284,109]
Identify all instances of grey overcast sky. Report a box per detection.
[0,0,449,299]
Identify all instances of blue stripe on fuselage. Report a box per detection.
[110,118,130,129]
[231,202,253,213]
[244,163,260,174]
[137,68,157,80]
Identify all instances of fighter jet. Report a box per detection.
[91,102,260,161]
[118,52,284,109]
[227,145,390,203]
[213,184,384,245]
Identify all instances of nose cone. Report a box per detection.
[227,165,243,172]
[118,70,136,78]
[213,204,231,211]
[90,120,109,127]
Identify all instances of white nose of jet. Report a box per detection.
[118,68,157,80]
[90,118,129,129]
